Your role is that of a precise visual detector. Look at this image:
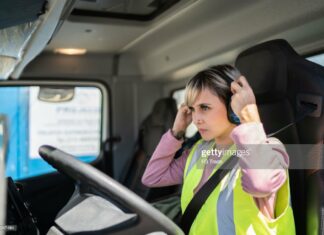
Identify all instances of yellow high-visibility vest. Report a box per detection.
[181,139,295,235]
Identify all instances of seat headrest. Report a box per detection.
[140,97,177,156]
[235,39,298,102]
[151,97,177,126]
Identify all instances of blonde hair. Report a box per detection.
[185,64,241,106]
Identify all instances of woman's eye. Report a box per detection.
[201,105,210,111]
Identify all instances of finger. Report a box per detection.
[237,76,249,88]
[180,103,189,111]
[231,81,242,94]
[268,157,282,169]
[231,93,239,101]
[181,105,191,114]
[180,106,188,113]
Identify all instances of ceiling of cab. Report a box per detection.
[46,0,196,53]
[45,0,324,80]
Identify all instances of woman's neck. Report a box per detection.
[214,124,236,149]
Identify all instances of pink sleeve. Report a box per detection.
[141,130,190,187]
[230,122,289,219]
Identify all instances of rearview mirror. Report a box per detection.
[38,87,75,102]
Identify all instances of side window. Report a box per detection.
[1,86,103,180]
[172,89,186,109]
[307,52,324,66]
[172,88,198,138]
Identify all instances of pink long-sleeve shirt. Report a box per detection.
[142,122,289,219]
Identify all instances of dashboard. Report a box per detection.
[6,177,39,235]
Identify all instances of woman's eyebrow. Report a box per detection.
[189,103,211,109]
[198,103,211,106]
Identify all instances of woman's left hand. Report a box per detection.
[230,76,261,123]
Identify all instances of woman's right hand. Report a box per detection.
[172,104,192,134]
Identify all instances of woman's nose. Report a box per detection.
[192,112,203,125]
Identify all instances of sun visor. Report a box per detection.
[11,0,68,79]
[0,0,71,79]
[0,22,39,58]
[0,56,19,80]
[0,22,38,79]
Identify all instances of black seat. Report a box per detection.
[123,97,180,202]
[235,39,323,235]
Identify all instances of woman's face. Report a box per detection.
[188,88,235,142]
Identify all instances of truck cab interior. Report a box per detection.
[0,0,323,234]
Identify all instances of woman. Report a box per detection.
[142,65,295,234]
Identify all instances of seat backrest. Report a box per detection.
[141,98,178,157]
[235,39,324,235]
[124,97,179,201]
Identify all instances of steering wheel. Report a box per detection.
[39,145,184,235]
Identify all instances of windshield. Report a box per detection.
[0,86,103,179]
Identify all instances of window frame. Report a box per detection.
[304,48,324,59]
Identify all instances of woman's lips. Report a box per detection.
[199,129,207,134]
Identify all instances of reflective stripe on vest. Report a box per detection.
[180,140,296,235]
